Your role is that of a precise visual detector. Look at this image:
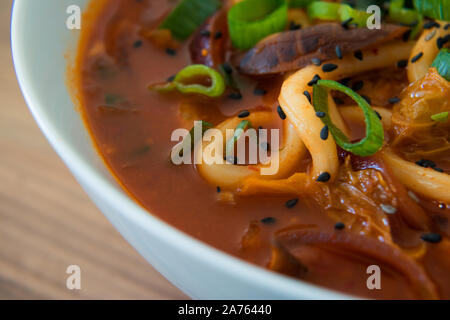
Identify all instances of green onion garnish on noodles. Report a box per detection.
[313,80,384,156]
[431,48,450,81]
[149,64,226,97]
[431,111,449,122]
[338,4,371,27]
[307,2,370,27]
[228,0,288,50]
[307,2,341,21]
[413,0,450,21]
[288,0,314,8]
[159,0,221,41]
[389,0,423,39]
[226,120,252,156]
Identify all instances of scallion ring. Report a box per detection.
[313,80,384,156]
[414,0,450,21]
[339,4,371,27]
[431,111,449,122]
[307,2,341,21]
[149,64,226,98]
[228,0,288,50]
[307,2,370,27]
[288,0,314,8]
[389,0,423,39]
[159,0,221,41]
[431,48,450,81]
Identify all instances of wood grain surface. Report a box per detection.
[0,0,187,300]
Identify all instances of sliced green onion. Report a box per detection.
[431,111,449,122]
[390,0,420,24]
[389,0,423,39]
[307,2,370,27]
[307,2,341,21]
[149,64,226,97]
[350,0,387,10]
[288,0,314,8]
[226,120,252,156]
[339,4,371,27]
[413,0,450,21]
[179,121,213,157]
[431,48,450,81]
[159,0,221,41]
[313,80,384,156]
[228,0,288,50]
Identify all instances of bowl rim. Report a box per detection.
[10,0,353,300]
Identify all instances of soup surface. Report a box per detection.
[78,0,450,299]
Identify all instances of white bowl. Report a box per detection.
[11,0,350,299]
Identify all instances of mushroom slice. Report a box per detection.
[234,23,408,76]
[275,228,439,299]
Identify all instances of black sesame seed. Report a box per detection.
[260,142,270,151]
[289,21,301,30]
[437,36,448,49]
[228,91,242,100]
[433,167,444,173]
[415,159,436,168]
[411,52,423,63]
[308,74,321,86]
[335,45,343,59]
[200,29,211,37]
[388,96,400,104]
[445,23,450,30]
[133,40,143,48]
[311,58,322,66]
[253,88,267,96]
[335,222,345,230]
[238,110,250,118]
[214,31,223,39]
[165,48,177,56]
[352,80,364,92]
[166,75,176,82]
[285,198,299,209]
[361,95,371,104]
[303,91,311,103]
[354,50,363,61]
[375,111,382,120]
[423,20,439,29]
[261,217,277,225]
[317,172,331,182]
[341,17,353,29]
[216,186,221,193]
[402,29,412,42]
[224,155,239,164]
[222,63,233,74]
[421,233,442,243]
[316,111,326,118]
[334,97,345,105]
[339,77,351,86]
[320,125,329,140]
[277,105,287,120]
[322,63,338,72]
[397,59,408,68]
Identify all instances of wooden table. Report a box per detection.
[0,0,187,300]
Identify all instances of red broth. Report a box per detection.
[77,0,450,299]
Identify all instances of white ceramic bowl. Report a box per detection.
[11,0,350,299]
